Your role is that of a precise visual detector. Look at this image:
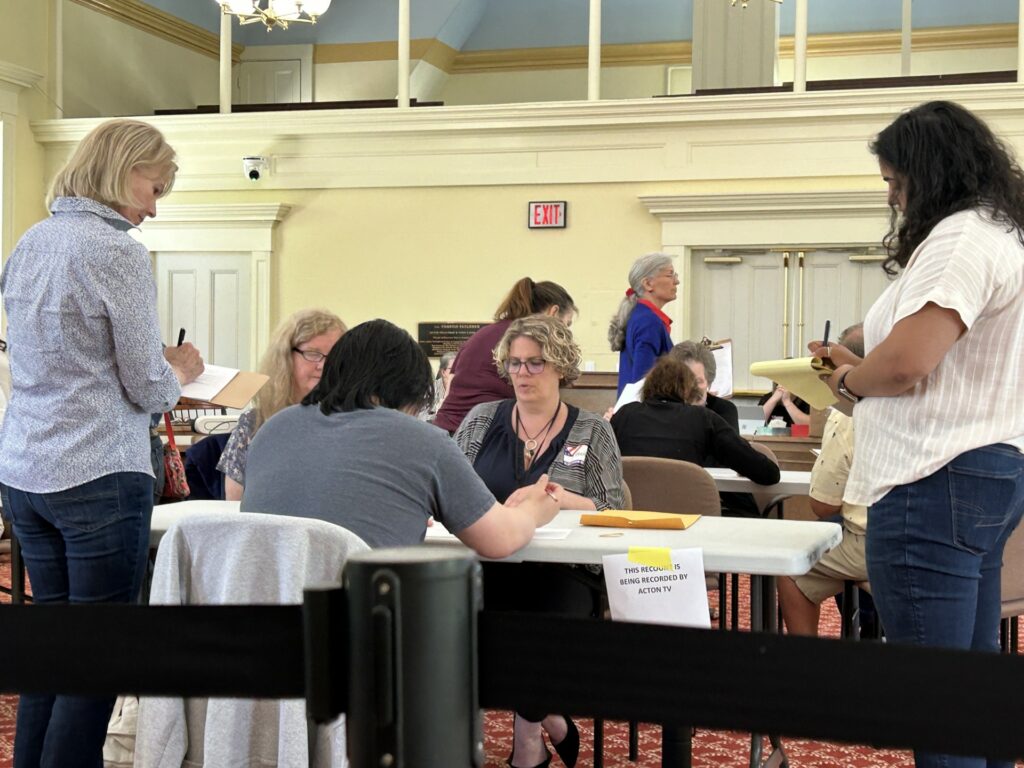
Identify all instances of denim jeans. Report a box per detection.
[0,472,154,768]
[866,444,1024,768]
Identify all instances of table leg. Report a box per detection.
[748,575,787,768]
[593,718,603,768]
[662,724,692,768]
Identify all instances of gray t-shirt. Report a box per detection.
[241,405,496,548]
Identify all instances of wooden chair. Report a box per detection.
[1000,522,1024,653]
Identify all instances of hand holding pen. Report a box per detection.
[163,327,205,386]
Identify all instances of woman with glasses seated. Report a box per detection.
[608,252,680,396]
[218,308,346,500]
[455,314,624,768]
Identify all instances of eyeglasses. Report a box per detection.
[504,358,547,375]
[292,347,328,363]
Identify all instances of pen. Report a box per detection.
[176,328,186,347]
[821,320,831,351]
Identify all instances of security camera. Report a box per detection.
[242,156,269,182]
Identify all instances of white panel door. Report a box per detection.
[689,250,785,393]
[235,60,301,104]
[690,249,889,392]
[799,251,890,353]
[154,252,252,371]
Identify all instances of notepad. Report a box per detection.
[580,510,701,530]
[749,356,837,410]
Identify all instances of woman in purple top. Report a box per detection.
[432,277,576,434]
[0,120,204,768]
[608,253,679,395]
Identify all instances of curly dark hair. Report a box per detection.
[641,355,699,405]
[871,100,1024,276]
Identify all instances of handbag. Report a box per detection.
[162,412,190,500]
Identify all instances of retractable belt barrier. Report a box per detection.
[2,549,1023,764]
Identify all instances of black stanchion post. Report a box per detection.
[345,548,483,768]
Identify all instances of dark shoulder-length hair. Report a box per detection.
[303,319,433,414]
[641,355,699,405]
[871,100,1024,276]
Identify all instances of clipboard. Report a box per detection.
[749,356,837,410]
[702,337,733,399]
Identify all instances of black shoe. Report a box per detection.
[507,747,551,768]
[551,716,579,768]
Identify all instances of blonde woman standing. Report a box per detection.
[608,253,679,395]
[218,308,346,500]
[0,119,204,768]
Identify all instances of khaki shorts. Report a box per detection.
[794,531,868,604]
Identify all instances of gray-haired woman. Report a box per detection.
[608,252,679,395]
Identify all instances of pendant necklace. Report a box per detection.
[515,401,562,468]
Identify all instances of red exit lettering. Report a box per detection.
[529,202,566,228]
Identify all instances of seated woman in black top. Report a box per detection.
[611,355,780,486]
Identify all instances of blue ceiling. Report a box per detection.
[154,1,1019,49]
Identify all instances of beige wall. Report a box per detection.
[62,0,219,118]
[162,175,850,368]
[2,0,51,245]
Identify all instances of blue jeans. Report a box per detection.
[0,472,153,768]
[866,444,1024,768]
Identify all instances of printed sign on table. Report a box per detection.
[602,547,711,628]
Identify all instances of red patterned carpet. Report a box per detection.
[1,554,1020,768]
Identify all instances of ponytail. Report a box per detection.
[607,252,674,351]
[494,277,577,321]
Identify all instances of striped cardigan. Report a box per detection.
[455,400,624,510]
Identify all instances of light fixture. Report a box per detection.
[730,0,782,7]
[214,0,331,31]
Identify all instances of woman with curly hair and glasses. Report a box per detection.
[813,101,1024,768]
[218,308,346,500]
[455,314,624,768]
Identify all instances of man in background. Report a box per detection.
[777,324,872,635]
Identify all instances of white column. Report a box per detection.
[397,0,411,108]
[901,0,912,77]
[1018,0,1024,83]
[51,0,63,118]
[219,11,232,114]
[587,0,602,101]
[793,0,808,92]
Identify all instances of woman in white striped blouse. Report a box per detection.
[814,101,1024,768]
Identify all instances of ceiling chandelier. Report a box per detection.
[214,1,332,31]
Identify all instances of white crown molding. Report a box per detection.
[28,83,1024,191]
[145,203,292,224]
[137,203,291,253]
[640,190,889,221]
[0,62,45,92]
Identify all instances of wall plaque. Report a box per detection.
[418,322,487,357]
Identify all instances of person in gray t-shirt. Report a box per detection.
[242,319,559,556]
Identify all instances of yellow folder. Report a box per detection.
[749,356,837,410]
[580,510,702,530]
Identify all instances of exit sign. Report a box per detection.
[528,201,567,229]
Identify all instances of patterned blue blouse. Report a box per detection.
[0,197,181,493]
